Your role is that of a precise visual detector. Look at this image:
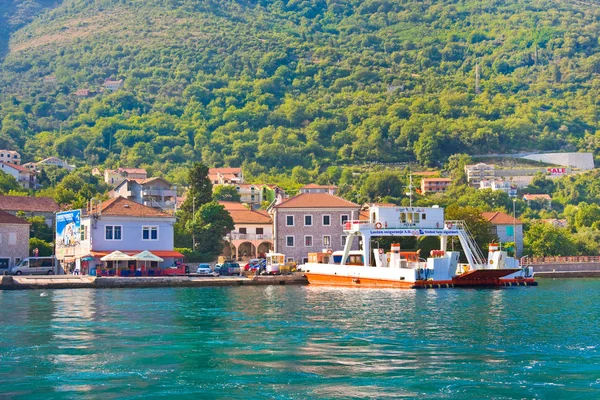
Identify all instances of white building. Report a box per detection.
[0,150,21,165]
[112,177,177,213]
[479,179,517,197]
[0,162,36,189]
[465,163,495,187]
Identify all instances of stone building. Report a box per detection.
[0,210,30,271]
[270,193,360,263]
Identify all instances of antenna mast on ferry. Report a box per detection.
[406,175,413,207]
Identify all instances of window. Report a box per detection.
[286,215,294,226]
[105,225,122,241]
[304,236,313,247]
[341,235,347,246]
[256,228,264,235]
[304,215,312,226]
[286,236,295,247]
[323,235,331,247]
[341,214,349,225]
[8,232,16,245]
[142,226,158,241]
[239,227,247,234]
[422,213,427,220]
[506,226,514,237]
[80,225,88,241]
[322,215,331,226]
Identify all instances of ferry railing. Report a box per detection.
[521,256,600,264]
[448,220,487,266]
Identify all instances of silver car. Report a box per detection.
[196,263,218,276]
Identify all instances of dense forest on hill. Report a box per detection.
[0,0,599,186]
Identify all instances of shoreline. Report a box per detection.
[2,271,599,290]
[0,273,308,290]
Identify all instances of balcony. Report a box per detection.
[227,233,273,241]
[142,188,177,197]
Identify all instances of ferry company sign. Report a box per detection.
[369,229,460,236]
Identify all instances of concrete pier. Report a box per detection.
[0,274,308,291]
[532,262,600,278]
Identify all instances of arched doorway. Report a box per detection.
[237,242,256,261]
[257,242,272,258]
[222,242,236,260]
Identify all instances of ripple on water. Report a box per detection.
[0,281,599,398]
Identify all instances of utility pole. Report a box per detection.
[475,62,481,94]
[192,196,196,250]
[513,198,517,258]
[406,175,414,207]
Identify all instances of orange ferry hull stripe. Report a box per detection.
[304,273,537,289]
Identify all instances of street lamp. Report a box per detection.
[513,198,517,258]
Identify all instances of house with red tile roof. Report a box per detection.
[208,167,243,185]
[523,194,552,208]
[482,211,523,256]
[0,210,30,271]
[0,195,59,226]
[0,161,36,189]
[271,193,361,263]
[112,177,177,213]
[420,177,451,194]
[103,168,148,186]
[220,201,273,260]
[56,197,181,274]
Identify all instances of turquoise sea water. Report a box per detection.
[1,280,599,399]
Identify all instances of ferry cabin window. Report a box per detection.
[286,215,294,226]
[422,213,426,220]
[414,213,420,223]
[286,236,295,247]
[400,213,407,223]
[304,215,312,226]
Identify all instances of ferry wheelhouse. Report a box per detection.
[302,205,536,289]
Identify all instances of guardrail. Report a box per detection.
[522,256,600,264]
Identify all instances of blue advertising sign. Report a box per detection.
[56,210,81,257]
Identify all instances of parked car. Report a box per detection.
[215,262,241,276]
[244,259,263,271]
[10,257,59,275]
[196,263,218,276]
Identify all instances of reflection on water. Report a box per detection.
[0,281,599,398]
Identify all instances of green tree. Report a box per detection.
[359,170,404,203]
[29,238,53,257]
[27,215,54,242]
[187,202,234,256]
[524,222,576,257]
[0,171,20,193]
[213,185,241,202]
[179,162,213,222]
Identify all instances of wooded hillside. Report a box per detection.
[1,0,599,183]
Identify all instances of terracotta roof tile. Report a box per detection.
[0,161,32,173]
[300,183,338,189]
[228,210,272,224]
[219,201,249,211]
[0,210,30,225]
[275,193,359,209]
[481,211,522,225]
[99,197,173,218]
[0,195,59,213]
[209,167,242,174]
[523,194,552,201]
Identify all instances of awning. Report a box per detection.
[90,250,184,258]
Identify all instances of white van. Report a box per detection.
[10,257,58,275]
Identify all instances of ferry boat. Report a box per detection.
[302,205,536,289]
